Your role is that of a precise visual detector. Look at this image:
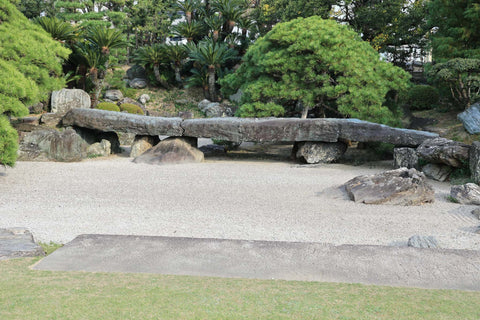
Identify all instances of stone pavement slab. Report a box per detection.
[32,234,480,291]
[0,228,44,260]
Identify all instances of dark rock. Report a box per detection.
[18,128,88,161]
[39,113,63,128]
[450,183,480,205]
[393,147,418,169]
[29,102,44,114]
[63,109,183,136]
[126,65,146,80]
[421,163,453,182]
[469,141,480,184]
[294,141,347,164]
[344,168,435,206]
[199,144,227,157]
[129,78,147,89]
[87,139,111,157]
[0,228,44,260]
[408,235,439,249]
[458,103,480,134]
[417,137,470,167]
[133,137,203,164]
[130,135,160,158]
[104,89,123,101]
[73,127,121,154]
[51,89,91,114]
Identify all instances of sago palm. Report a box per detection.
[164,44,189,85]
[34,16,78,44]
[133,44,171,88]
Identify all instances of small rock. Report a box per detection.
[450,183,480,205]
[29,102,44,114]
[130,135,160,158]
[393,147,418,169]
[104,89,123,101]
[407,235,439,249]
[344,168,435,206]
[129,78,147,89]
[472,208,480,220]
[294,141,347,164]
[133,137,203,164]
[138,94,150,105]
[0,228,45,260]
[87,139,111,157]
[421,163,453,182]
[198,99,211,111]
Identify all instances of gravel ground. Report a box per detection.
[1,156,479,249]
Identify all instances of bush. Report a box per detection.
[96,102,120,112]
[236,102,285,118]
[119,103,143,115]
[407,85,440,110]
[0,116,19,167]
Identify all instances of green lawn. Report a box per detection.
[0,257,479,319]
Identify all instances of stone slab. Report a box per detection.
[33,234,480,291]
[0,228,44,260]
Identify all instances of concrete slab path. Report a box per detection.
[33,234,480,291]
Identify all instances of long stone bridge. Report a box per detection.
[63,109,438,147]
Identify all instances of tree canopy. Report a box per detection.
[0,0,69,166]
[221,17,410,125]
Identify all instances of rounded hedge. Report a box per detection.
[120,103,144,115]
[96,102,120,112]
[0,116,19,167]
[407,85,440,111]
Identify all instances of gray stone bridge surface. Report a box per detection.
[63,109,438,146]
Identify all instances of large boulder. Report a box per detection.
[133,137,203,165]
[416,137,470,168]
[51,89,91,114]
[450,183,480,205]
[129,78,147,89]
[458,103,480,134]
[421,163,453,182]
[343,168,435,206]
[126,65,146,80]
[18,128,88,161]
[130,135,160,158]
[87,139,111,158]
[293,141,347,164]
[393,147,418,169]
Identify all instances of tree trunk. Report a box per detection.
[174,65,182,86]
[208,66,216,101]
[153,64,170,89]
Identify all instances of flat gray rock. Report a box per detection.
[0,228,44,260]
[33,234,480,291]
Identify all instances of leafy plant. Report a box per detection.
[407,85,440,111]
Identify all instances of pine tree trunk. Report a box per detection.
[208,66,216,102]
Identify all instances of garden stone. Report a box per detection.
[199,144,227,157]
[138,94,150,105]
[198,99,211,111]
[416,137,470,167]
[39,113,63,128]
[0,228,44,260]
[294,141,347,164]
[421,163,453,182]
[393,147,418,169]
[51,89,91,114]
[458,103,480,134]
[29,102,44,114]
[469,141,480,184]
[471,208,480,220]
[408,235,439,249]
[104,89,123,101]
[133,137,203,165]
[87,139,111,157]
[204,103,224,117]
[74,127,121,154]
[126,65,146,80]
[18,128,88,162]
[450,183,480,205]
[130,135,160,158]
[344,168,434,206]
[129,78,147,89]
[229,89,243,104]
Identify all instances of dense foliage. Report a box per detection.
[222,17,410,125]
[0,0,69,166]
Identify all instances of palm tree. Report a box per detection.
[34,17,78,44]
[171,20,206,43]
[175,0,200,24]
[212,0,245,35]
[187,39,237,101]
[164,44,189,86]
[205,14,224,42]
[133,44,171,89]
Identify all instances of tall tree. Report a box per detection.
[0,0,69,166]
[427,0,480,61]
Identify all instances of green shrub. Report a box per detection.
[104,69,136,99]
[0,116,19,167]
[96,102,120,112]
[120,103,144,115]
[236,102,285,118]
[407,85,440,110]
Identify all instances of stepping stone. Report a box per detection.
[33,234,480,291]
[0,228,44,260]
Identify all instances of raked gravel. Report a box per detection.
[1,157,479,250]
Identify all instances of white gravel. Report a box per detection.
[1,157,479,250]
